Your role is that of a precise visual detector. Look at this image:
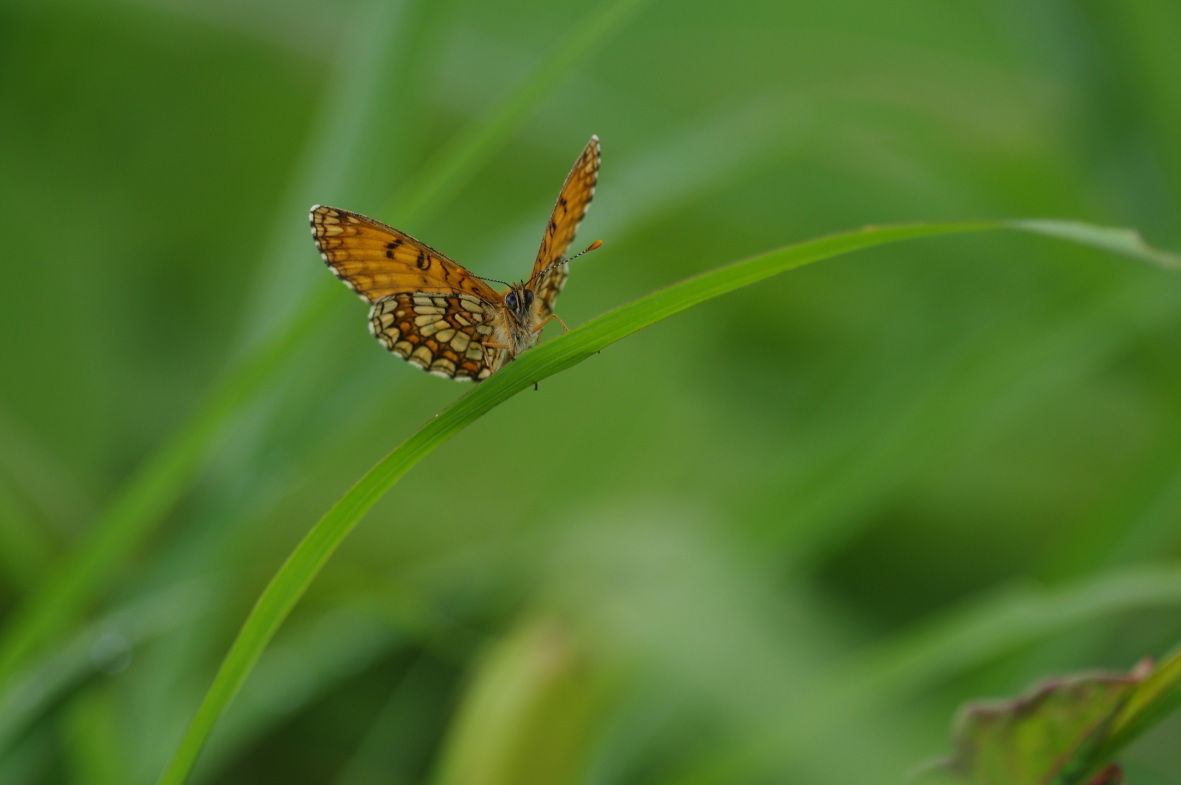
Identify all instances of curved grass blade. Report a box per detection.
[156,219,1180,784]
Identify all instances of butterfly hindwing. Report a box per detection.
[368,292,501,381]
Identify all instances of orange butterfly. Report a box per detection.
[311,136,601,381]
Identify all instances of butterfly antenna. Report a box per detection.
[530,240,603,284]
[473,274,513,287]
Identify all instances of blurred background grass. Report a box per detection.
[2,0,1181,783]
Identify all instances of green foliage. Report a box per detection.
[157,219,1178,785]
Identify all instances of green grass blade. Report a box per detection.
[844,567,1181,705]
[157,219,1179,784]
[1009,219,1181,268]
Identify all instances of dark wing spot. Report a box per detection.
[416,251,431,270]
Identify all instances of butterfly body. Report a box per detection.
[311,136,599,381]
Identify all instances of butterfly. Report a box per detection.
[310,136,601,381]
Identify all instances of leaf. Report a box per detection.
[915,645,1181,785]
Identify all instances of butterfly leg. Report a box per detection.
[481,341,513,370]
[531,313,569,334]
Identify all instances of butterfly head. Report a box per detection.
[476,240,603,325]
[503,286,535,321]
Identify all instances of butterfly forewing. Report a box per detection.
[530,136,600,321]
[311,206,498,303]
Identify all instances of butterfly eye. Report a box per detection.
[505,292,518,309]
[524,290,534,306]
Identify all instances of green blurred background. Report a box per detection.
[2,0,1181,782]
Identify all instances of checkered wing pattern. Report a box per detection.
[310,205,504,380]
[368,292,502,381]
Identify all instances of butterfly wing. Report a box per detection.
[311,205,506,381]
[311,205,499,303]
[529,136,600,321]
[367,291,505,381]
